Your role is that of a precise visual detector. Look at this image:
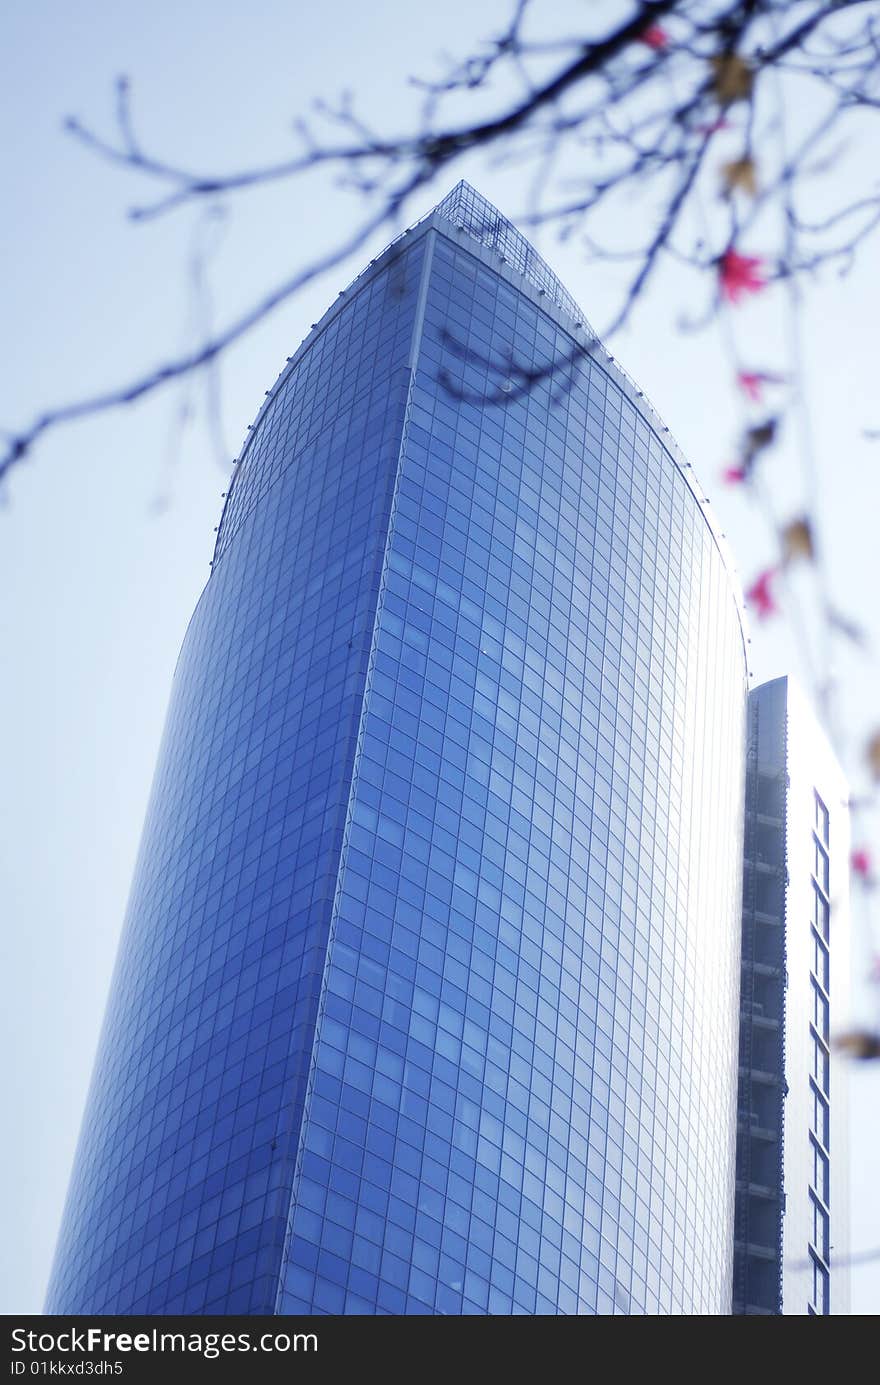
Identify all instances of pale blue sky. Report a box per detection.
[2,0,878,1315]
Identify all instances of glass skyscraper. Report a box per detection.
[733,676,850,1315]
[47,183,748,1317]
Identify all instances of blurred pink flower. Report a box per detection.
[737,371,764,401]
[737,369,786,402]
[639,24,669,50]
[745,567,778,618]
[722,465,747,484]
[719,250,767,303]
[852,848,872,878]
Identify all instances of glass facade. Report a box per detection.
[733,677,850,1315]
[48,183,748,1316]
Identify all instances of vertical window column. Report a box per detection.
[808,791,831,1315]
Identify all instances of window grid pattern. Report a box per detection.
[277,232,746,1316]
[47,210,748,1320]
[45,242,424,1314]
[808,790,831,1314]
[430,182,592,332]
[214,244,422,562]
[732,688,787,1315]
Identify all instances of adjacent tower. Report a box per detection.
[733,676,850,1314]
[48,183,748,1316]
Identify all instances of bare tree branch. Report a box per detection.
[6,0,880,485]
[0,169,428,483]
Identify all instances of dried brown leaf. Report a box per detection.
[710,53,754,106]
[835,1030,880,1060]
[721,157,758,197]
[780,517,814,565]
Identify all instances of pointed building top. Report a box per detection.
[425,181,595,335]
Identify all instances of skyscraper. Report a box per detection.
[733,676,850,1314]
[47,182,748,1317]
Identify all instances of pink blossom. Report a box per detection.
[736,369,786,402]
[852,847,872,878]
[745,567,778,618]
[639,25,669,51]
[737,371,764,402]
[722,465,747,485]
[719,250,767,303]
